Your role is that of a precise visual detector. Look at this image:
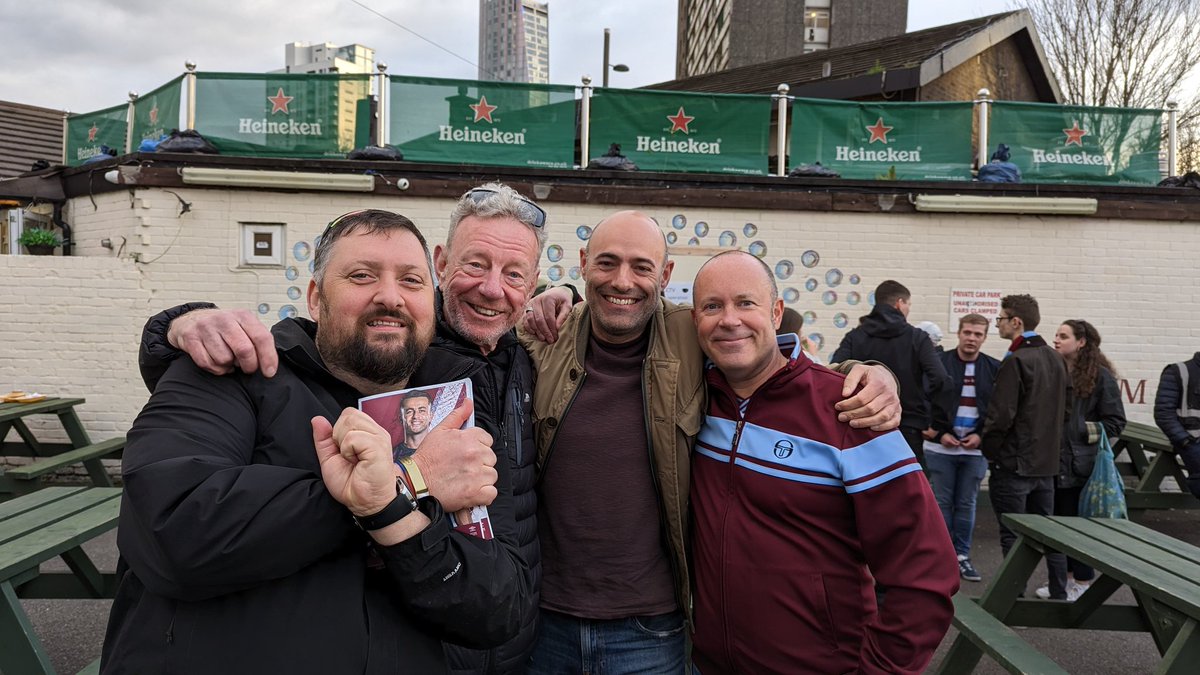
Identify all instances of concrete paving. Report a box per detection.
[21,494,1200,673]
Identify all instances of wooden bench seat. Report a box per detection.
[0,437,124,496]
[943,594,1068,675]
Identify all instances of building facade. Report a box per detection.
[281,42,375,75]
[676,0,908,79]
[478,0,550,83]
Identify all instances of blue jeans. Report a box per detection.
[527,608,686,674]
[925,452,988,557]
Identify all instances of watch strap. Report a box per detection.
[353,477,418,531]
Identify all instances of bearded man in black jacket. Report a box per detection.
[132,184,547,674]
[102,210,531,674]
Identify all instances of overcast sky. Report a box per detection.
[2,0,1012,113]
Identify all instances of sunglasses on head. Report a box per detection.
[466,188,547,229]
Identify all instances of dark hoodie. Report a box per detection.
[831,303,951,432]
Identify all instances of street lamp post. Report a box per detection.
[602,28,629,87]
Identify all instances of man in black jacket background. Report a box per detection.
[137,184,547,674]
[1154,352,1200,499]
[833,279,951,464]
[103,210,527,674]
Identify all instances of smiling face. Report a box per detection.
[434,215,539,354]
[581,211,673,344]
[307,228,436,390]
[401,393,433,436]
[692,252,786,396]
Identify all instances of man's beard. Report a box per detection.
[318,310,427,387]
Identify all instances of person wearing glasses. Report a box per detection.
[979,294,1070,599]
[133,185,548,674]
[102,210,526,674]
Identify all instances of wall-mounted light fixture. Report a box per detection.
[913,194,1098,215]
[180,167,376,192]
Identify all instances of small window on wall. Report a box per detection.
[241,223,285,267]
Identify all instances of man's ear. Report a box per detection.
[433,244,448,282]
[772,298,784,329]
[659,259,675,291]
[306,279,321,319]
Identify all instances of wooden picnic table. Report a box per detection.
[935,514,1200,674]
[0,397,123,496]
[0,486,122,674]
[1113,421,1196,510]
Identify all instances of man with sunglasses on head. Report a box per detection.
[134,185,548,674]
[103,210,528,674]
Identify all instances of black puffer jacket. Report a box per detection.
[138,301,541,674]
[1058,367,1126,489]
[107,317,530,674]
[831,304,951,432]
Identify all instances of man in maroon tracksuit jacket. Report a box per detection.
[689,252,959,674]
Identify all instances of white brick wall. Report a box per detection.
[3,186,1196,457]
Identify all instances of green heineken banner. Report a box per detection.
[589,89,769,175]
[65,104,128,166]
[790,99,974,180]
[195,72,371,158]
[389,76,576,169]
[131,76,183,146]
[989,101,1162,185]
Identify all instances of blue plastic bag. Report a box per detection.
[1078,426,1127,519]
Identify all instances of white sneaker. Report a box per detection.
[1066,580,1090,602]
[1034,583,1051,599]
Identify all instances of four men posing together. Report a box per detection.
[100,183,960,674]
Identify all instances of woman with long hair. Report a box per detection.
[1037,319,1126,601]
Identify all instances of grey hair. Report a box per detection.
[447,182,548,253]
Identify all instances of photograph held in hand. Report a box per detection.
[360,377,494,539]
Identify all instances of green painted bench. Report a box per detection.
[1112,421,1196,510]
[0,397,125,497]
[0,486,122,675]
[935,515,1200,674]
[945,593,1067,674]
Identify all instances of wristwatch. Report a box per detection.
[353,477,418,531]
[399,456,430,499]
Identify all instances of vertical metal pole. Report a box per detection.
[185,60,197,130]
[126,91,138,154]
[61,112,68,165]
[1167,99,1178,177]
[580,75,593,169]
[976,88,991,170]
[377,62,389,147]
[775,83,790,177]
[603,29,611,88]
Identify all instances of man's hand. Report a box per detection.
[921,427,938,440]
[312,409,400,517]
[521,286,574,344]
[960,433,982,450]
[835,364,902,431]
[168,308,278,377]
[410,400,499,512]
[940,433,963,449]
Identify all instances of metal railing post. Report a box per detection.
[775,83,790,177]
[975,88,991,170]
[377,62,388,147]
[185,61,197,130]
[580,75,592,169]
[126,91,138,154]
[1167,99,1178,177]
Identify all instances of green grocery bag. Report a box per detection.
[1079,426,1128,519]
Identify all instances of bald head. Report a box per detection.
[695,251,778,303]
[587,211,668,265]
[580,210,674,344]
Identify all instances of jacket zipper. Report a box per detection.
[719,390,746,667]
[538,369,585,480]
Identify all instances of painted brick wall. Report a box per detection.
[4,186,1196,465]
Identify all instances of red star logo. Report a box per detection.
[267,88,293,115]
[87,124,99,142]
[666,106,695,134]
[470,96,498,123]
[865,117,893,144]
[148,103,159,125]
[1063,120,1088,147]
